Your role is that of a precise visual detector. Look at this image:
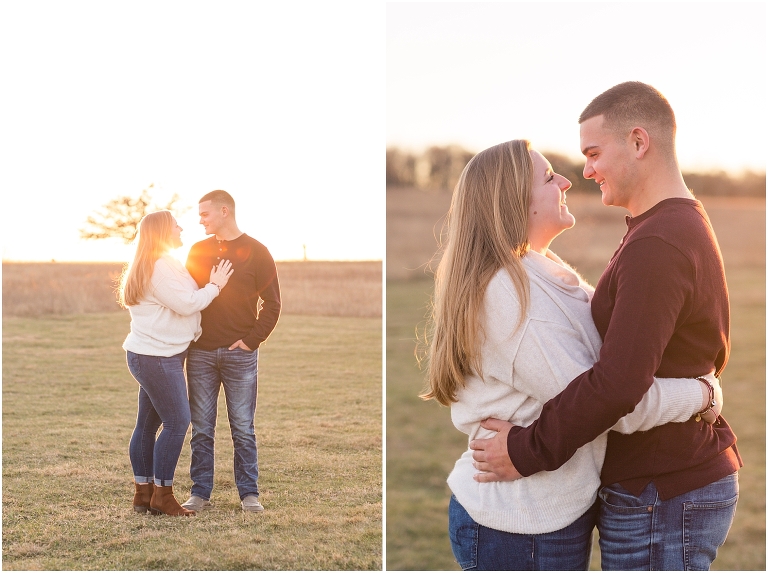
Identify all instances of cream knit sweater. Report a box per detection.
[122,255,220,357]
[447,250,705,534]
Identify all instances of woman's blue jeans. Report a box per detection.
[126,350,191,486]
[448,494,597,570]
[598,472,739,570]
[187,347,259,501]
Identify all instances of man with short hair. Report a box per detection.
[182,190,281,513]
[470,82,741,569]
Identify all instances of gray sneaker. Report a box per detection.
[181,495,213,511]
[241,495,264,513]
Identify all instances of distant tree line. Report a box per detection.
[387,146,766,197]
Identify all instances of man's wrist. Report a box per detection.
[505,425,536,477]
[694,376,716,422]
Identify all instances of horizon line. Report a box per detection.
[2,258,383,264]
[386,143,767,176]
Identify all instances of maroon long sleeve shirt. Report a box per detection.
[507,198,742,500]
[186,233,281,351]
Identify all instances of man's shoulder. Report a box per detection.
[640,198,708,230]
[628,199,712,249]
[615,199,722,283]
[238,234,275,260]
[239,233,269,250]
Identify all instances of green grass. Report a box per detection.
[386,279,466,571]
[3,312,382,570]
[386,273,765,571]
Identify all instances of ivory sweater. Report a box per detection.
[122,255,220,357]
[447,250,705,534]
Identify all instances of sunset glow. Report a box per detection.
[2,3,383,263]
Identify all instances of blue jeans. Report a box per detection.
[448,495,597,570]
[598,472,739,570]
[187,346,259,500]
[126,350,191,486]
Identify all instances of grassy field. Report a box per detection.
[3,312,382,568]
[386,188,766,570]
[2,260,382,318]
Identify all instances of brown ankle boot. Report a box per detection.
[150,485,196,517]
[133,482,154,513]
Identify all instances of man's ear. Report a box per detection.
[630,126,650,159]
[221,205,230,218]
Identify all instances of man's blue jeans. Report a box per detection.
[187,347,259,501]
[126,350,191,486]
[448,494,597,570]
[598,472,739,570]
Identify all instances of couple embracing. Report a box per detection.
[423,82,741,570]
[119,190,280,516]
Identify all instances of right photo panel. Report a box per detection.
[386,3,766,571]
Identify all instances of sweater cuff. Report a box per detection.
[242,335,262,351]
[659,377,706,418]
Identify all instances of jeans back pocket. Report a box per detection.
[448,495,479,570]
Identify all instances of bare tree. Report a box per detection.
[79,184,189,244]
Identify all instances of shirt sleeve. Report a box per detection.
[152,259,220,317]
[506,237,695,475]
[242,249,282,350]
[610,376,703,433]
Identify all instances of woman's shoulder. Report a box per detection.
[487,265,529,302]
[154,255,184,273]
[151,255,189,285]
[488,266,521,291]
[484,268,527,324]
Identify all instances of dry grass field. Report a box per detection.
[4,313,381,570]
[2,260,381,318]
[387,187,764,284]
[2,260,382,570]
[386,187,766,570]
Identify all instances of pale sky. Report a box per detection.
[2,2,384,262]
[2,3,764,262]
[388,2,767,175]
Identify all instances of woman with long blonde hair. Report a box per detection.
[120,210,233,517]
[422,140,721,570]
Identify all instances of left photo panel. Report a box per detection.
[1,3,384,570]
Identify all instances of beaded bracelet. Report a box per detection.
[694,376,716,422]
